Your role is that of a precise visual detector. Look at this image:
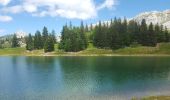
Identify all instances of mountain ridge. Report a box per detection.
[132,9,170,29]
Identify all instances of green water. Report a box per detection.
[0,56,170,100]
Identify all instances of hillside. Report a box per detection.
[1,43,170,56]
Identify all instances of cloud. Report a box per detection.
[0,0,11,6]
[1,5,23,14]
[0,15,12,22]
[23,4,37,13]
[97,0,117,10]
[0,0,117,20]
[1,4,37,14]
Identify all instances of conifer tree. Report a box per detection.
[34,30,43,49]
[139,19,148,46]
[59,25,69,50]
[85,24,89,32]
[26,33,34,51]
[127,20,138,43]
[42,26,48,46]
[122,18,130,46]
[93,21,102,47]
[148,22,156,46]
[110,17,121,49]
[90,23,93,31]
[164,27,170,42]
[80,21,88,49]
[12,34,19,48]
[44,35,54,53]
[51,30,57,43]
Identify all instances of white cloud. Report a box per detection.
[97,0,117,10]
[0,15,12,22]
[0,0,117,20]
[25,0,97,19]
[1,5,23,14]
[23,4,37,13]
[0,0,11,6]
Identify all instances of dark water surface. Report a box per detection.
[0,56,170,100]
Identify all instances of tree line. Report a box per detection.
[59,21,88,52]
[11,27,56,52]
[93,18,169,49]
[59,18,169,52]
[11,18,170,52]
[26,27,56,52]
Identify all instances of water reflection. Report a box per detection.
[0,56,170,100]
[58,57,170,97]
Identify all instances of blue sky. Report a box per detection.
[0,0,170,36]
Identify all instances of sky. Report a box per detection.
[0,0,170,36]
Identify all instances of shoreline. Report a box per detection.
[1,53,170,57]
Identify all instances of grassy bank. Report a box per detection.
[0,43,170,56]
[132,96,170,100]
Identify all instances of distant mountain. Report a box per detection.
[15,30,27,38]
[0,34,13,40]
[132,10,170,29]
[90,9,170,30]
[0,31,27,48]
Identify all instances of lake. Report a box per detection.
[0,56,170,100]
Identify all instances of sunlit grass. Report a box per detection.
[132,96,170,100]
[0,47,25,55]
[0,43,170,56]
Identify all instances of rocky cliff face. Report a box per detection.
[133,10,170,29]
[15,30,27,38]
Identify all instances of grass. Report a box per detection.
[78,43,170,56]
[132,96,170,100]
[0,43,170,56]
[113,46,158,54]
[78,43,113,55]
[0,47,26,55]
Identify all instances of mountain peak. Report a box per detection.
[133,9,170,29]
[15,30,27,38]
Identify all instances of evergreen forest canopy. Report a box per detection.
[6,18,170,52]
[59,18,169,52]
[10,27,56,52]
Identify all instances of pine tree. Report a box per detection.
[155,23,160,43]
[51,30,57,43]
[101,23,108,48]
[90,23,93,31]
[69,21,72,29]
[34,30,43,49]
[110,17,121,49]
[59,22,88,52]
[12,34,19,48]
[26,34,34,51]
[148,22,156,46]
[70,27,81,52]
[80,21,88,49]
[93,21,102,47]
[85,24,89,32]
[42,26,48,46]
[128,20,137,43]
[139,19,148,46]
[156,24,166,42]
[165,27,169,42]
[59,25,69,50]
[44,35,54,53]
[122,18,130,46]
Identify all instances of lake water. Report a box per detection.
[0,56,170,100]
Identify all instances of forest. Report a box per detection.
[59,18,169,52]
[2,18,170,53]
